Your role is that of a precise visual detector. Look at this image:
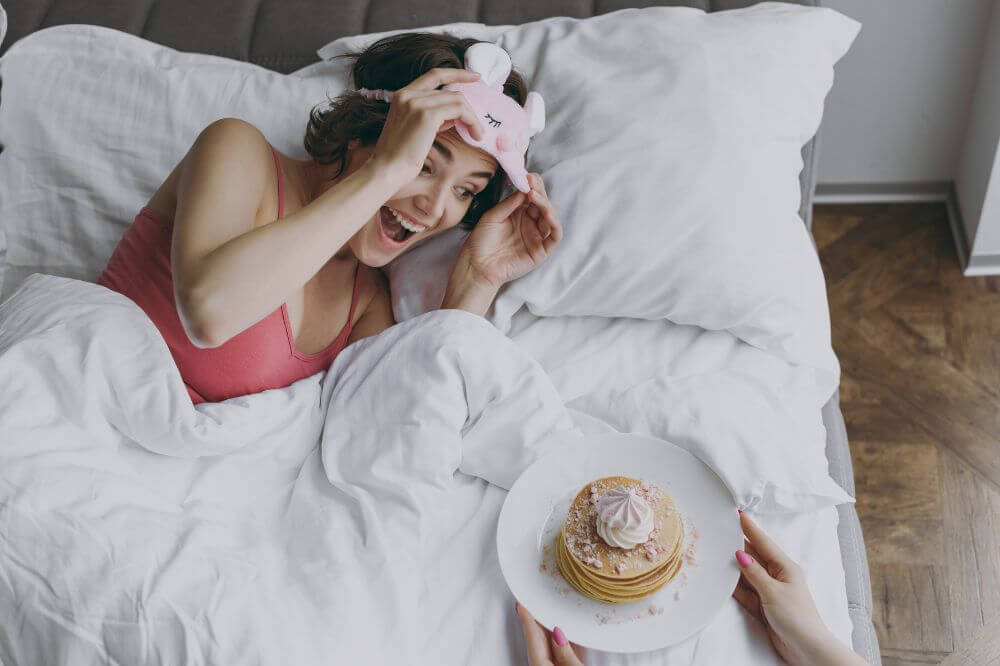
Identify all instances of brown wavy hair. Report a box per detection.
[304,33,529,229]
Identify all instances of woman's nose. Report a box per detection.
[415,186,448,222]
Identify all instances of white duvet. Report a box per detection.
[0,274,853,665]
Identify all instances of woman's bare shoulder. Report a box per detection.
[197,117,269,146]
[189,118,274,181]
[147,118,274,219]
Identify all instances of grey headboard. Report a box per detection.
[0,0,819,229]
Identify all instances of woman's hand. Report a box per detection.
[368,67,485,185]
[460,173,563,290]
[515,602,583,666]
[733,510,867,666]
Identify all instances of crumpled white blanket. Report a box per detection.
[0,274,853,665]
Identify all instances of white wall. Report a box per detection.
[957,1,1000,258]
[816,0,995,186]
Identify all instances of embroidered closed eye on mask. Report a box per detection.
[357,42,546,193]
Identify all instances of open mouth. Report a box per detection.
[378,206,420,244]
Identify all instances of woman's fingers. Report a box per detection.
[550,626,585,666]
[521,212,549,265]
[735,536,771,609]
[732,576,764,623]
[484,192,527,225]
[743,538,765,569]
[528,190,563,248]
[528,172,547,195]
[739,511,801,583]
[394,88,484,139]
[515,603,553,666]
[735,545,783,604]
[404,66,481,92]
[516,603,584,666]
[411,93,484,139]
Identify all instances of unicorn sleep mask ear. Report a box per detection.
[356,42,546,193]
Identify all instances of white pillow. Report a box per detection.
[0,3,8,49]
[315,22,512,61]
[0,25,354,302]
[340,4,860,374]
[497,4,857,372]
[383,227,469,322]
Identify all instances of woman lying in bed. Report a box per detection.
[97,34,560,405]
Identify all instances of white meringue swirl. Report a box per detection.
[595,486,654,549]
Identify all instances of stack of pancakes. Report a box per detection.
[555,475,684,604]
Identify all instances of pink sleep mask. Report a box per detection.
[356,42,546,193]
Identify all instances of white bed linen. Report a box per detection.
[0,14,857,664]
[0,274,852,665]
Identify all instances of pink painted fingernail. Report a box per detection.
[735,550,752,568]
[553,626,568,647]
[514,601,520,613]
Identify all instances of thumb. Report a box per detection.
[481,191,527,224]
[735,550,776,601]
[550,626,584,666]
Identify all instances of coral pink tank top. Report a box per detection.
[98,145,362,405]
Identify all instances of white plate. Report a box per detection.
[496,432,743,654]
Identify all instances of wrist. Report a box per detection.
[362,155,411,193]
[441,256,500,317]
[800,628,862,666]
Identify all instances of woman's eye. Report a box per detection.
[457,186,475,199]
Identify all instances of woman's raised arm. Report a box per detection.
[171,118,399,347]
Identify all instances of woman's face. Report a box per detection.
[339,129,499,267]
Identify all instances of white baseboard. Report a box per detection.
[812,181,998,276]
[965,254,1000,276]
[813,181,952,204]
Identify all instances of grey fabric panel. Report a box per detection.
[1,0,814,69]
[824,393,882,665]
[800,127,818,230]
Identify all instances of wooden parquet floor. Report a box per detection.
[814,203,1000,666]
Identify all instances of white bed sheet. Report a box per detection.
[0,275,853,665]
[503,309,854,664]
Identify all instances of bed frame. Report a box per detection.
[0,1,880,662]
